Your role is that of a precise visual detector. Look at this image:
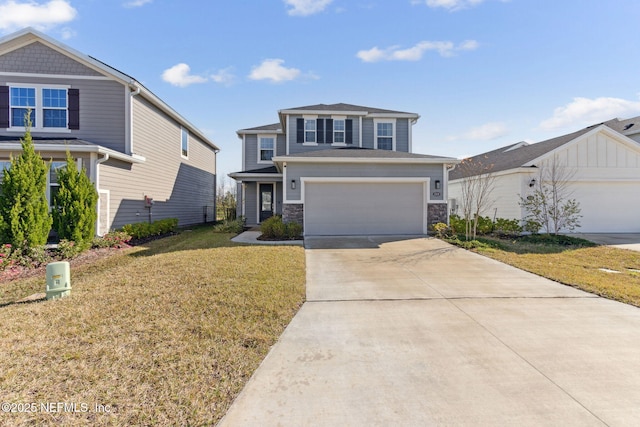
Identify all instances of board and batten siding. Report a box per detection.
[99,95,216,229]
[286,162,444,201]
[0,75,127,153]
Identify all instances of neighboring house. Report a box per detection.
[229,103,459,236]
[0,28,219,235]
[448,117,640,233]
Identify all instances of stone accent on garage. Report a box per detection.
[427,203,448,229]
[283,203,304,227]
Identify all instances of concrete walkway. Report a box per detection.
[230,230,303,246]
[218,236,640,426]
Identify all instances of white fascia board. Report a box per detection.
[448,167,534,184]
[367,113,420,120]
[0,143,145,163]
[272,156,460,165]
[236,129,283,136]
[228,173,283,180]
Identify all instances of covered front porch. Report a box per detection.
[228,166,283,226]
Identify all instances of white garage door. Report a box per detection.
[571,182,640,232]
[304,181,426,236]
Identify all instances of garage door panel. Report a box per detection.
[571,182,640,232]
[305,182,425,236]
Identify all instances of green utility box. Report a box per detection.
[46,261,71,300]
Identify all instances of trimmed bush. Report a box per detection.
[260,216,302,240]
[285,221,303,239]
[122,218,178,240]
[0,120,52,251]
[92,231,132,249]
[53,151,98,252]
[212,218,245,234]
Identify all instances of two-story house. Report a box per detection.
[229,103,459,236]
[0,28,219,235]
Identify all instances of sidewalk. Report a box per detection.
[231,230,303,246]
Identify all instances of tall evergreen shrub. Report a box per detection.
[0,116,52,250]
[53,151,98,251]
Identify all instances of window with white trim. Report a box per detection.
[259,136,275,162]
[9,85,69,130]
[304,118,316,143]
[181,127,189,158]
[48,161,66,206]
[0,161,10,196]
[376,121,394,150]
[333,119,345,144]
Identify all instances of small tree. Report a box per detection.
[0,113,52,250]
[519,155,581,234]
[53,151,98,251]
[457,157,496,240]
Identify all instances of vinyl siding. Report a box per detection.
[285,162,444,201]
[99,95,216,229]
[241,181,283,225]
[0,76,126,152]
[288,115,361,154]
[396,118,409,152]
[243,133,285,171]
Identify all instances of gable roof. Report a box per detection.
[279,103,418,116]
[237,123,282,135]
[449,118,640,180]
[277,147,453,160]
[0,28,219,151]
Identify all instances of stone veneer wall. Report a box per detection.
[283,203,304,228]
[427,203,448,229]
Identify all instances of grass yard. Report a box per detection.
[0,227,306,426]
[463,235,640,307]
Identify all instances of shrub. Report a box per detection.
[493,218,522,237]
[52,151,98,252]
[285,221,303,239]
[13,245,50,268]
[261,215,286,239]
[476,215,494,235]
[57,239,82,259]
[93,231,132,249]
[212,218,245,234]
[448,214,465,234]
[0,243,14,270]
[122,218,178,240]
[432,222,452,239]
[0,118,52,252]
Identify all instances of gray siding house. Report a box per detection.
[0,28,219,235]
[229,103,459,236]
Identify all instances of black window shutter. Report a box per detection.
[68,89,80,130]
[317,118,325,144]
[345,119,353,144]
[296,118,304,143]
[326,118,333,144]
[0,86,9,128]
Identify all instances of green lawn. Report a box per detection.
[0,227,306,426]
[458,235,640,307]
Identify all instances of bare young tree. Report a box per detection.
[457,157,496,240]
[519,154,581,234]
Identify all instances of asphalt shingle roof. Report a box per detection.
[230,166,279,175]
[448,117,640,180]
[279,147,452,160]
[238,123,282,133]
[0,136,97,146]
[280,103,415,115]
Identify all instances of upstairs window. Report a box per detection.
[304,119,316,143]
[4,85,77,131]
[181,127,189,158]
[376,121,394,150]
[259,136,275,162]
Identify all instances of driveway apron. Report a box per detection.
[218,236,640,426]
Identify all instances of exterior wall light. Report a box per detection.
[435,180,441,189]
[529,178,536,187]
[291,179,296,190]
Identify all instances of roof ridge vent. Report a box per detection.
[503,141,529,152]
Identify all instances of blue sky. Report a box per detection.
[2,0,640,184]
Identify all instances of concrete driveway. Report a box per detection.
[219,236,640,426]
[574,233,640,252]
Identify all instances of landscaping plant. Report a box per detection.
[0,115,52,252]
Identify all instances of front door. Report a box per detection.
[259,183,274,222]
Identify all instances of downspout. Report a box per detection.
[95,153,109,235]
[129,84,141,155]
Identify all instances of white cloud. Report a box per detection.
[356,39,478,62]
[0,0,77,32]
[123,0,152,8]
[59,26,75,40]
[161,63,208,87]
[284,0,333,16]
[539,96,640,131]
[210,67,236,86]
[248,59,301,83]
[414,0,503,11]
[448,122,509,141]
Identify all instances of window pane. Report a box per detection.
[334,132,344,143]
[11,108,35,127]
[261,192,272,211]
[260,137,275,149]
[305,120,316,131]
[334,120,345,131]
[260,150,274,161]
[377,122,393,137]
[305,131,316,143]
[181,128,188,156]
[50,162,66,184]
[43,109,67,128]
[11,87,35,107]
[43,89,67,108]
[378,138,393,150]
